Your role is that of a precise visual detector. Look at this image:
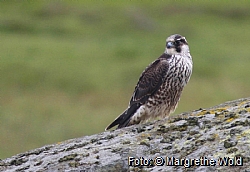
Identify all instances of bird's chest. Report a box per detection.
[167,56,192,87]
[147,57,191,107]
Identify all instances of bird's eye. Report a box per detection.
[180,39,186,43]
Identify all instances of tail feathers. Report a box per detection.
[105,104,140,130]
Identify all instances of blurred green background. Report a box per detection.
[1,1,250,159]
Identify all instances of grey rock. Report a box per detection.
[1,97,250,172]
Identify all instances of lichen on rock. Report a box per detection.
[1,98,250,171]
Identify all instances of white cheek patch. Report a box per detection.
[165,48,177,55]
[181,44,190,53]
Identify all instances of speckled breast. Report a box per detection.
[146,54,192,118]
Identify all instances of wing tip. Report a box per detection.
[105,115,123,131]
[105,109,129,131]
[105,123,116,131]
[105,104,140,131]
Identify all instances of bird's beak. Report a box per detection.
[167,42,174,49]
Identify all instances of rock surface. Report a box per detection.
[1,98,250,172]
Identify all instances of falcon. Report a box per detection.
[105,34,193,130]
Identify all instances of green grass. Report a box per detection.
[1,1,250,159]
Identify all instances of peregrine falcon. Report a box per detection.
[106,34,193,130]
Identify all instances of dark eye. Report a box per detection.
[180,38,187,44]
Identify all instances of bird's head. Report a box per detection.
[164,34,189,55]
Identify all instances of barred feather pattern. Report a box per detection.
[129,53,192,125]
[105,34,193,130]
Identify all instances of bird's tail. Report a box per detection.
[105,104,140,130]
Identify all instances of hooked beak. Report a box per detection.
[167,42,174,49]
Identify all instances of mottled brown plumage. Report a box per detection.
[106,34,193,130]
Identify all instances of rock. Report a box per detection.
[1,98,250,172]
